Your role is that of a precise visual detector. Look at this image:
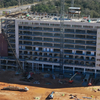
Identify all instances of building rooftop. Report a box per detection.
[69,7,81,10]
[2,14,100,24]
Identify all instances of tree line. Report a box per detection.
[31,0,100,18]
[0,0,100,18]
[0,0,41,8]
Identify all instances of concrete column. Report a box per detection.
[32,63,34,71]
[6,60,8,64]
[95,70,96,78]
[83,51,85,55]
[73,67,75,74]
[0,58,1,69]
[23,62,24,70]
[84,68,85,75]
[72,50,74,54]
[52,65,54,73]
[6,66,8,70]
[74,29,76,33]
[63,66,64,74]
[53,33,54,36]
[42,64,44,72]
[52,43,54,46]
[52,28,54,31]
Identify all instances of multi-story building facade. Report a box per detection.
[1,16,100,76]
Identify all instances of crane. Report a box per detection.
[2,29,23,72]
[60,0,65,74]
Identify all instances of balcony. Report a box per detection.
[54,34,60,38]
[65,29,74,33]
[33,39,42,42]
[86,36,96,40]
[87,30,97,35]
[34,41,42,45]
[23,26,32,30]
[54,28,60,32]
[33,32,42,36]
[54,39,60,42]
[23,43,32,46]
[43,28,53,31]
[75,45,85,50]
[64,45,74,49]
[86,41,96,46]
[7,63,16,66]
[75,40,85,45]
[7,20,15,25]
[75,35,85,39]
[7,25,15,28]
[44,43,52,47]
[20,37,32,41]
[8,46,15,49]
[19,31,32,36]
[64,34,74,38]
[44,33,53,37]
[7,32,15,34]
[86,46,96,51]
[86,53,95,56]
[8,36,15,39]
[44,38,53,42]
[0,56,15,60]
[54,44,60,48]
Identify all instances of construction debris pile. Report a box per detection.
[2,86,29,92]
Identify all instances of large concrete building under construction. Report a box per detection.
[1,15,100,76]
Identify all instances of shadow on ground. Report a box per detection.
[0,70,99,89]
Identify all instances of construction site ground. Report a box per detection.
[0,70,100,100]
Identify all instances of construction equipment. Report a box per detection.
[60,0,65,74]
[83,74,90,82]
[2,86,29,92]
[88,78,92,86]
[48,91,55,99]
[2,29,23,72]
[69,73,77,83]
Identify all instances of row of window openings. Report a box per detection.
[1,20,15,24]
[19,42,96,47]
[1,61,16,65]
[19,28,97,34]
[19,57,95,66]
[19,45,96,51]
[19,55,95,62]
[19,40,96,45]
[19,36,96,41]
[0,60,95,67]
[19,32,97,38]
[19,47,96,55]
[19,25,99,30]
[19,53,95,60]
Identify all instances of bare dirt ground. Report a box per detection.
[0,70,100,100]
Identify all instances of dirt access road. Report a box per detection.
[0,70,100,100]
